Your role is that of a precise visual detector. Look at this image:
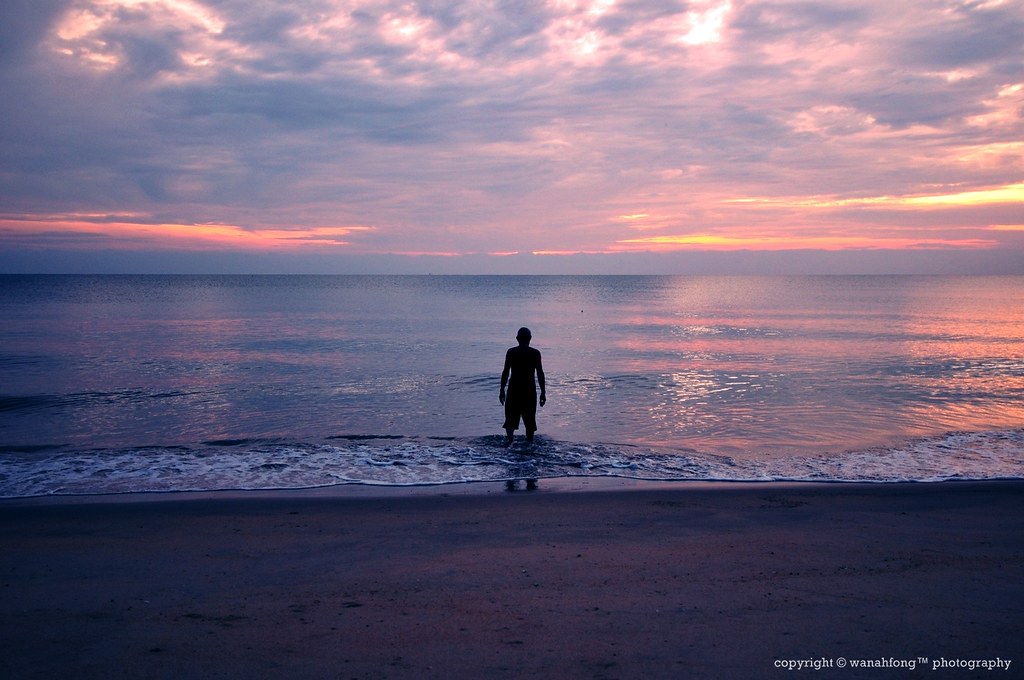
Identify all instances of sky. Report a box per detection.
[0,0,1022,274]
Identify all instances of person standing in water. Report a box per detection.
[499,327,546,447]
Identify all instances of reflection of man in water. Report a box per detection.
[499,327,546,447]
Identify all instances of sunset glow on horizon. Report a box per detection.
[1,0,1022,273]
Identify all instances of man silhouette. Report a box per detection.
[499,327,546,447]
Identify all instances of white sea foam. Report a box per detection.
[0,429,1021,498]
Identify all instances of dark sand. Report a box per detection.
[2,481,1022,679]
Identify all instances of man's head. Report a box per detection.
[516,327,532,344]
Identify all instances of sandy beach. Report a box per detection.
[2,481,1022,678]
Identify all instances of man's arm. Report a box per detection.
[499,350,512,404]
[536,350,546,406]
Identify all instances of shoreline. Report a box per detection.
[3,427,1022,499]
[3,479,1022,677]
[2,475,1023,506]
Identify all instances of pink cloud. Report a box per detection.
[0,0,1021,271]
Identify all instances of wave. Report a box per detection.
[1,429,1022,498]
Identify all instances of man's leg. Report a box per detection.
[502,399,519,447]
[523,394,538,442]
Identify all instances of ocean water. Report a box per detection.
[1,274,1022,496]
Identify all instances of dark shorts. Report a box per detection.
[503,388,538,435]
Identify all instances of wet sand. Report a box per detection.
[2,481,1022,678]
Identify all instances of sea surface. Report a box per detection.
[1,274,1022,497]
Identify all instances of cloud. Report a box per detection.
[0,0,1022,271]
[0,0,67,63]
[0,212,373,251]
[897,1,1024,69]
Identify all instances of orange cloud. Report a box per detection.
[0,215,372,250]
[726,183,1024,210]
[615,233,997,251]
